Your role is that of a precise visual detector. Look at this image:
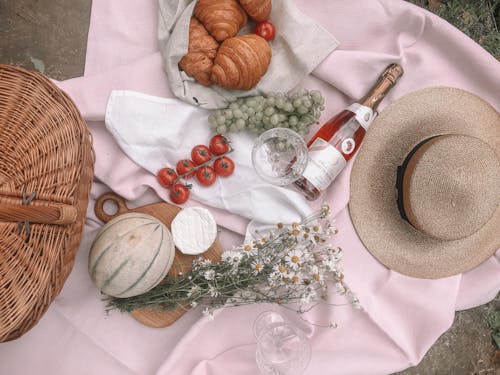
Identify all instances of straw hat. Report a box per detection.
[349,87,499,279]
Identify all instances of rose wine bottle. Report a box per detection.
[293,63,404,200]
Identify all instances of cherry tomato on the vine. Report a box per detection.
[157,167,178,188]
[191,145,212,165]
[209,134,230,156]
[170,184,191,204]
[214,157,235,177]
[255,21,276,41]
[176,159,196,178]
[196,166,217,186]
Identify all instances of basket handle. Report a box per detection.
[0,203,77,225]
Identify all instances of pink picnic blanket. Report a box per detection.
[1,1,499,374]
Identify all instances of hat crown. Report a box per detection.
[402,135,500,241]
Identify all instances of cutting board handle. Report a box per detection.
[95,192,129,223]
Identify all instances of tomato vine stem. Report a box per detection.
[173,147,234,185]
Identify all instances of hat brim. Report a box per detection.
[349,87,500,279]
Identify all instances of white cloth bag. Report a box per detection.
[157,0,339,108]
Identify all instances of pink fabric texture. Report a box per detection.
[0,0,498,374]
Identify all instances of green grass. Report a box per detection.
[408,0,500,57]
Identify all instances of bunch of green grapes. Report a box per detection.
[208,89,325,136]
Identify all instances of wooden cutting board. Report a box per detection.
[94,192,223,328]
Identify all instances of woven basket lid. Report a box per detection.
[0,65,94,342]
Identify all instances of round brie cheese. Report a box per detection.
[171,207,217,255]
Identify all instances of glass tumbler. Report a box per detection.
[254,312,311,375]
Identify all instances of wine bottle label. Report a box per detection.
[347,103,374,130]
[302,138,346,191]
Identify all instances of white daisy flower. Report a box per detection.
[285,249,303,270]
[193,257,212,271]
[267,271,282,286]
[222,250,243,267]
[204,269,216,281]
[300,249,314,264]
[273,263,289,275]
[209,285,220,297]
[290,272,303,284]
[325,224,337,236]
[308,265,324,284]
[323,258,339,272]
[241,243,257,256]
[251,261,263,275]
[328,246,343,261]
[221,251,234,262]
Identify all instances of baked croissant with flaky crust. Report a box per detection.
[179,17,219,86]
[194,0,248,42]
[238,0,271,22]
[211,34,271,90]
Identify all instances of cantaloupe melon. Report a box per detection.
[88,213,175,298]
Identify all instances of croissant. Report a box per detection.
[179,17,219,86]
[194,0,248,42]
[211,34,271,90]
[238,0,271,22]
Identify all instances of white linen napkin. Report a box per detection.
[158,0,339,109]
[105,90,312,225]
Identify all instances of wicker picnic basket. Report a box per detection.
[0,65,94,342]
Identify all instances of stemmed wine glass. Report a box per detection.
[252,128,309,186]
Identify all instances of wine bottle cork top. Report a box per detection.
[383,64,404,84]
